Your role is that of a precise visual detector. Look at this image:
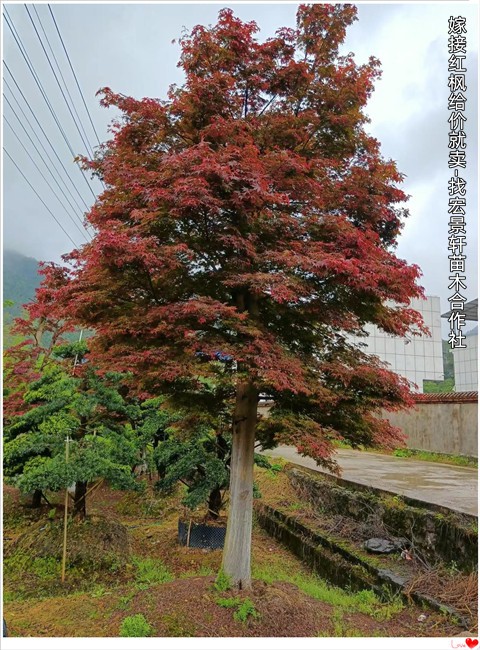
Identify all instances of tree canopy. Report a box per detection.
[23,4,426,586]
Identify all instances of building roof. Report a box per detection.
[415,391,478,403]
[441,298,478,322]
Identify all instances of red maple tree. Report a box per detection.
[31,5,426,587]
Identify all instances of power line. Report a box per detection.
[4,147,80,249]
[25,4,95,160]
[4,78,88,216]
[48,4,102,147]
[3,65,91,212]
[32,5,95,160]
[4,101,89,238]
[3,7,98,200]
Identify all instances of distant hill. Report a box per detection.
[3,250,42,320]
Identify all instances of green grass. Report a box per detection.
[332,439,478,468]
[132,557,173,587]
[119,614,153,637]
[252,563,403,621]
[392,448,477,468]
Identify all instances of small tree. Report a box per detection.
[31,5,426,586]
[4,342,140,518]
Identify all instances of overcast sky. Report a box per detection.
[2,2,479,325]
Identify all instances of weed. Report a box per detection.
[119,614,153,637]
[132,556,173,586]
[216,596,260,624]
[213,568,232,592]
[216,596,242,608]
[233,598,260,623]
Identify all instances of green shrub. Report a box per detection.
[133,557,173,586]
[119,614,153,637]
[233,598,260,623]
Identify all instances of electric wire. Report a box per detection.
[4,147,80,248]
[3,63,90,212]
[4,105,89,239]
[4,81,86,215]
[32,5,95,161]
[25,4,95,160]
[48,4,102,147]
[3,7,98,200]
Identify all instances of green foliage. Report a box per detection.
[119,614,153,637]
[233,598,260,623]
[133,557,173,587]
[423,378,454,393]
[213,568,233,593]
[216,595,260,623]
[3,356,142,512]
[154,436,229,511]
[442,339,455,381]
[216,595,242,607]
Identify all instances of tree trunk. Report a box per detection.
[31,489,42,508]
[221,380,258,589]
[208,487,222,520]
[73,481,88,519]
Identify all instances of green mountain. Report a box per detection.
[3,250,86,349]
[3,250,42,319]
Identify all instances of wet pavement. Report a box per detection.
[264,446,478,516]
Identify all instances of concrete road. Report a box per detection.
[264,445,478,516]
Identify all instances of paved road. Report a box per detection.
[264,445,478,516]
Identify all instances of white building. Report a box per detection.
[350,296,444,392]
[453,326,478,391]
[442,298,478,393]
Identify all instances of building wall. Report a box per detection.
[383,397,478,457]
[453,330,478,392]
[349,296,444,392]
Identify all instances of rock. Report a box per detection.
[364,537,404,554]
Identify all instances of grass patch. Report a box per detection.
[253,563,403,621]
[132,556,173,587]
[119,613,153,637]
[332,440,478,468]
[391,448,477,468]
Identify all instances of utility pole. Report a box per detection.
[61,434,71,583]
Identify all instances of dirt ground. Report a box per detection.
[2,479,471,638]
